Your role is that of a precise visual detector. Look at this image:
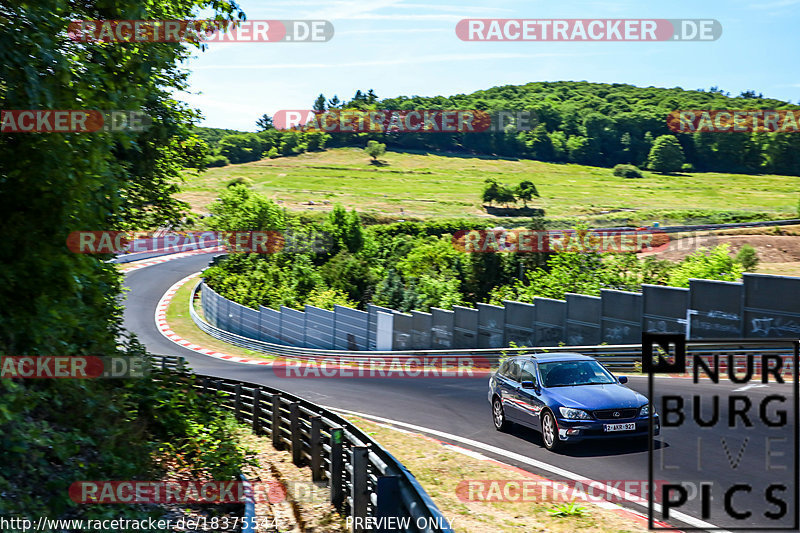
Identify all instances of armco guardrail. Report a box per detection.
[188,282,647,371]
[187,281,800,373]
[197,269,800,350]
[151,354,454,533]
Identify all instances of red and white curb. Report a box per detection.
[154,273,273,366]
[119,246,225,273]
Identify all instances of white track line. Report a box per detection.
[328,406,726,532]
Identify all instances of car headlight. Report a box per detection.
[558,407,592,420]
[640,404,651,416]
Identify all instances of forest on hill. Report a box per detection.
[198,81,800,176]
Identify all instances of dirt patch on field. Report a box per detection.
[641,233,800,264]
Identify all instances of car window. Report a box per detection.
[539,360,616,387]
[497,360,510,377]
[504,360,521,382]
[519,361,537,383]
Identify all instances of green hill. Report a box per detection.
[179,147,795,224]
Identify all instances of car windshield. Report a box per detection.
[538,360,617,387]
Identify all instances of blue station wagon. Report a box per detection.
[488,353,659,451]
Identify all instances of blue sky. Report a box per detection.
[182,0,800,131]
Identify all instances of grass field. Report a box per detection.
[165,276,275,361]
[178,148,797,223]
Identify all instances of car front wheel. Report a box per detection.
[492,397,510,431]
[541,411,562,452]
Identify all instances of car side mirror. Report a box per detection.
[618,376,628,384]
[521,380,537,390]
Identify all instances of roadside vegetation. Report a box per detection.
[0,0,259,523]
[200,185,756,314]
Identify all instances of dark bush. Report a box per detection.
[226,176,253,187]
[613,164,644,178]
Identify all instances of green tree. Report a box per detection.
[373,269,407,309]
[647,135,686,173]
[279,130,302,155]
[482,178,500,205]
[527,124,554,160]
[306,131,330,152]
[735,244,759,272]
[515,180,540,207]
[396,236,462,279]
[482,178,517,207]
[549,130,568,161]
[566,135,591,164]
[313,94,327,112]
[219,133,267,163]
[256,113,273,130]
[495,184,517,207]
[0,0,250,521]
[319,251,378,305]
[365,140,386,161]
[305,286,356,309]
[326,205,364,254]
[668,244,744,287]
[179,136,211,169]
[413,274,463,310]
[620,132,632,161]
[208,185,286,231]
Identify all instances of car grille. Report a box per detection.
[593,408,638,420]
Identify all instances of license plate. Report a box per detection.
[604,422,636,432]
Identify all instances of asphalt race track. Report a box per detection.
[122,252,798,531]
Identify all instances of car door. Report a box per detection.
[495,359,523,421]
[513,361,546,429]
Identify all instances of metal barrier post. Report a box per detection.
[271,393,283,450]
[252,388,261,435]
[375,476,402,533]
[330,427,344,510]
[310,415,323,482]
[234,383,242,422]
[351,446,369,532]
[290,402,302,466]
